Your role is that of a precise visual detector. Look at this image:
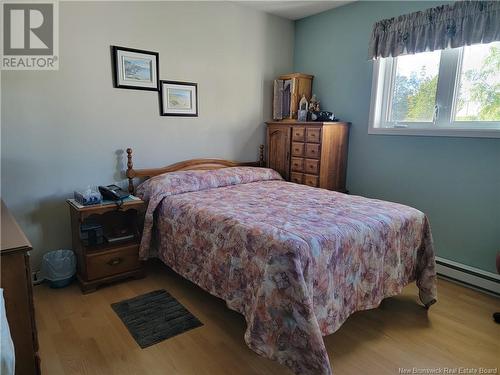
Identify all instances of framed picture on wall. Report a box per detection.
[112,46,159,91]
[159,80,198,116]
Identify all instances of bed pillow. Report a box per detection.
[136,166,283,202]
[137,167,283,259]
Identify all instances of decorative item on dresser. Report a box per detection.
[0,200,41,375]
[273,73,313,120]
[67,198,146,293]
[266,121,350,192]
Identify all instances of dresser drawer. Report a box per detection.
[292,127,305,142]
[86,244,140,281]
[304,159,319,175]
[291,142,305,157]
[305,143,321,159]
[306,127,322,143]
[291,157,304,172]
[290,172,304,184]
[304,174,319,187]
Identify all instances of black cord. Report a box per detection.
[115,198,124,209]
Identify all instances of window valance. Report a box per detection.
[368,1,500,59]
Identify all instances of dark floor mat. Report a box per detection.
[111,289,203,348]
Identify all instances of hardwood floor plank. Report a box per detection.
[34,261,500,375]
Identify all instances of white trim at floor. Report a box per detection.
[435,256,500,296]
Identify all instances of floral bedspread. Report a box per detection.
[137,167,437,375]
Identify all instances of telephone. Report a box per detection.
[98,184,130,201]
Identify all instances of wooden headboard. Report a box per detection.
[125,145,265,193]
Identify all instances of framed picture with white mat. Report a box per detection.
[112,46,159,91]
[159,80,198,117]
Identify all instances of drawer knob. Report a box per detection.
[107,257,122,266]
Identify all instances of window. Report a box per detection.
[369,42,500,138]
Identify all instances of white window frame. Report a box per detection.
[368,47,500,138]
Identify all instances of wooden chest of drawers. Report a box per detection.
[266,121,350,192]
[1,200,41,375]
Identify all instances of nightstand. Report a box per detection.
[67,197,146,293]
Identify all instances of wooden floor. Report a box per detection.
[34,261,500,375]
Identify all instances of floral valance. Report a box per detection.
[368,1,500,59]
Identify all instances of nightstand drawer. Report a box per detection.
[86,244,140,281]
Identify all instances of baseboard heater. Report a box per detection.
[435,256,500,297]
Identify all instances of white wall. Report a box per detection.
[1,1,294,270]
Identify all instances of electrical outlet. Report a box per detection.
[31,270,44,285]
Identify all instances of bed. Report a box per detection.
[126,147,437,375]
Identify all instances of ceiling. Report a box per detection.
[238,1,355,20]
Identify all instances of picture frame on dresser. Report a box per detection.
[112,46,159,91]
[159,80,198,117]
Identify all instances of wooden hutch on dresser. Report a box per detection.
[266,121,350,192]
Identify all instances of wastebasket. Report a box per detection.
[41,250,76,288]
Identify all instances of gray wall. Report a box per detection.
[1,1,294,270]
[294,1,500,273]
